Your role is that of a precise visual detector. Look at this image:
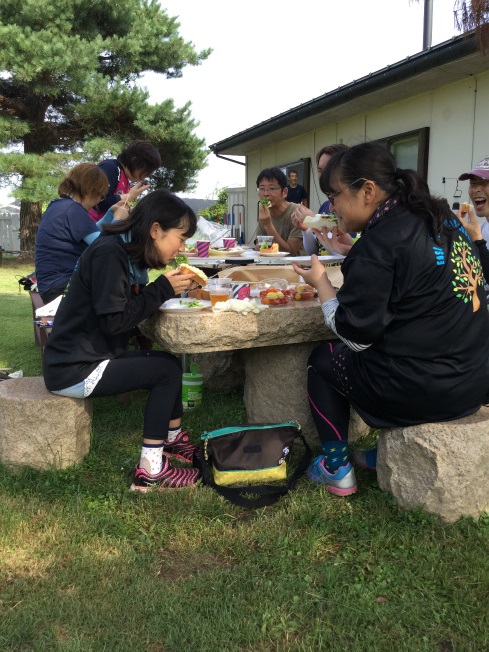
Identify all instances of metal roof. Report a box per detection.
[210,33,488,156]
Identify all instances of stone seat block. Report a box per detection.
[376,407,489,523]
[0,377,92,471]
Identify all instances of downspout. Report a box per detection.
[423,0,434,49]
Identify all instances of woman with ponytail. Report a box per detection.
[292,141,489,496]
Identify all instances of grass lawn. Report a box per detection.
[0,259,488,652]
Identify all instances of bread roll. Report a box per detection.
[303,214,338,229]
[179,263,208,287]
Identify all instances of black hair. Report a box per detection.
[256,167,287,190]
[320,142,452,239]
[288,169,298,176]
[117,140,162,177]
[103,189,197,269]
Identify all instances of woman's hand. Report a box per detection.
[457,206,483,241]
[111,200,130,221]
[314,226,354,256]
[291,255,336,302]
[163,269,196,294]
[291,204,315,231]
[120,182,150,206]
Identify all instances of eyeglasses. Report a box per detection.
[326,178,367,205]
[256,186,282,194]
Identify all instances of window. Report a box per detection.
[280,158,311,204]
[376,128,430,181]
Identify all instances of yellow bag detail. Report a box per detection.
[213,462,287,486]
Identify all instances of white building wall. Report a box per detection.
[241,69,489,245]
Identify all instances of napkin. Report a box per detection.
[212,298,269,315]
[35,295,63,317]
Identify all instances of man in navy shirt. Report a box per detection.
[286,170,308,207]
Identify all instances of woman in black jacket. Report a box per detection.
[44,190,201,491]
[292,142,489,496]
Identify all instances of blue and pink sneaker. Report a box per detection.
[306,456,357,496]
[352,448,377,471]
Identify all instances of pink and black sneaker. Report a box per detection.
[130,456,200,491]
[162,430,200,464]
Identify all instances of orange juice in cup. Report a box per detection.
[208,278,231,307]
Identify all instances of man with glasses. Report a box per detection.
[256,167,305,255]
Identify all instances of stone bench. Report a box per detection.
[349,406,489,523]
[0,377,92,471]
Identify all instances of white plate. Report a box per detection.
[259,251,290,257]
[159,298,212,313]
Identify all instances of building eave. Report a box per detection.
[210,33,486,156]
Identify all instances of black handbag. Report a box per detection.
[196,421,312,508]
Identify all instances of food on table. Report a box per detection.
[188,288,210,301]
[260,198,272,208]
[303,213,338,229]
[179,263,208,287]
[259,286,291,305]
[259,242,279,254]
[179,245,197,254]
[208,246,245,256]
[179,300,204,308]
[460,202,473,214]
[288,283,318,301]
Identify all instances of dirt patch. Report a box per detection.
[156,549,236,582]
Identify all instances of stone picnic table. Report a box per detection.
[140,267,344,445]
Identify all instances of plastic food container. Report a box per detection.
[288,283,318,301]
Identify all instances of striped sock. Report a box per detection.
[140,442,164,475]
[322,442,349,473]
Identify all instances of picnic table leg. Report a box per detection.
[242,341,322,450]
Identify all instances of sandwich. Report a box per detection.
[178,263,208,287]
[460,202,473,214]
[303,213,338,229]
[260,242,279,253]
[260,198,272,209]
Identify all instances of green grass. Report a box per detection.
[1,260,489,652]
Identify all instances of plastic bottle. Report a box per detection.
[182,362,203,410]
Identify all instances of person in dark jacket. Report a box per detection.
[43,190,202,491]
[88,140,161,222]
[292,142,489,496]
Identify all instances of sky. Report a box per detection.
[0,0,461,205]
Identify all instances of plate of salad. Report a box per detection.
[159,298,212,313]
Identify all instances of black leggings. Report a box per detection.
[90,350,183,439]
[307,342,350,445]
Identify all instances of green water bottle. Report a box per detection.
[182,362,203,410]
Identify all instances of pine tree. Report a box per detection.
[0,0,211,256]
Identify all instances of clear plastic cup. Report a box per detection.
[208,278,232,307]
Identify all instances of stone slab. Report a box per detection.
[377,407,489,523]
[141,299,333,354]
[0,377,92,471]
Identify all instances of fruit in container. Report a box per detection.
[259,287,290,305]
[289,283,317,300]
